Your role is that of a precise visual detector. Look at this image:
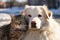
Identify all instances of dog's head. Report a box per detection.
[21,5,53,30]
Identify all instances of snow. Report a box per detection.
[0,13,11,27]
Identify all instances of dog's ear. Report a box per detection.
[43,5,48,10]
[48,10,53,18]
[21,11,26,16]
[20,5,29,16]
[25,5,29,8]
[43,5,53,18]
[20,10,26,16]
[21,5,30,16]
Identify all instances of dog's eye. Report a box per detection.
[28,15,32,17]
[38,14,42,17]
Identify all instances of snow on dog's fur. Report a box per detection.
[21,5,60,40]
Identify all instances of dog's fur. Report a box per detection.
[21,5,60,40]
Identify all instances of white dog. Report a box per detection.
[21,5,60,40]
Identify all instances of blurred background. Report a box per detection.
[0,0,60,16]
[0,0,60,8]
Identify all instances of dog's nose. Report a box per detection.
[31,21,36,28]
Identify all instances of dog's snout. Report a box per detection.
[31,21,36,26]
[31,21,36,28]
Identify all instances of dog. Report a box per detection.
[20,5,60,40]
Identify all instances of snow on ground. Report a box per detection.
[0,13,11,27]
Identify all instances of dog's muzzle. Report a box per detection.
[31,21,36,28]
